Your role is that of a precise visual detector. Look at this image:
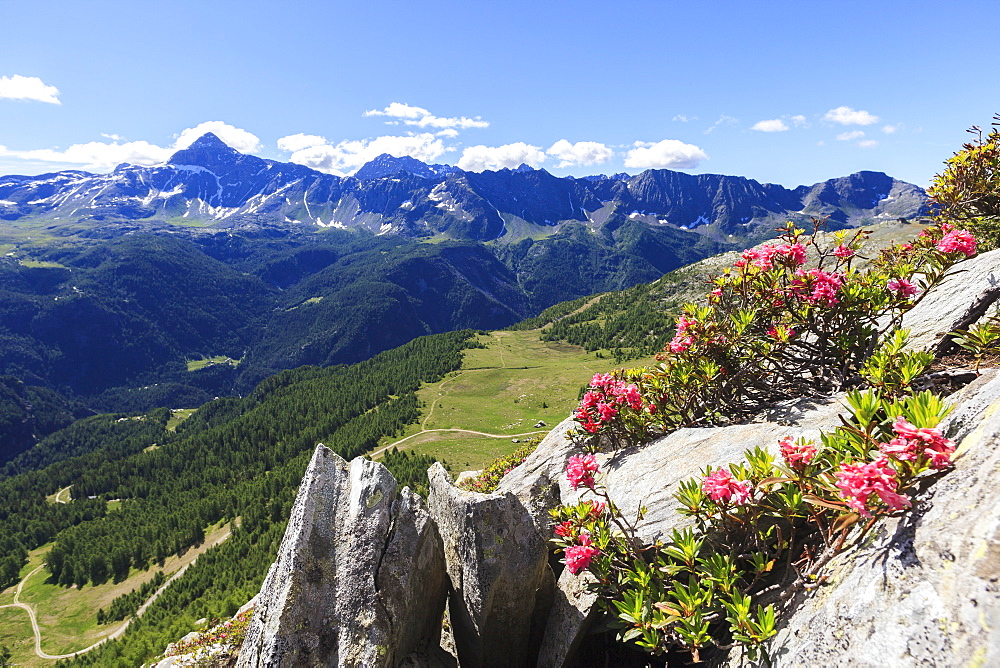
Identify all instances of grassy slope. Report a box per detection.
[0,522,231,665]
[376,329,657,472]
[0,218,930,663]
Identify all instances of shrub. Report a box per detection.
[552,223,977,662]
[928,114,1000,250]
[572,220,973,448]
[456,437,542,493]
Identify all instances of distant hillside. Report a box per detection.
[526,218,931,362]
[0,137,929,412]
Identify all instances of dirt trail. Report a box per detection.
[0,527,232,660]
[371,428,548,459]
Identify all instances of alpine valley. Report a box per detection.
[0,133,927,461]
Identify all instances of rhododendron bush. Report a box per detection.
[551,221,977,662]
[572,221,975,447]
[553,387,957,662]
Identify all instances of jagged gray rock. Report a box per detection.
[535,569,600,668]
[238,445,446,667]
[901,248,1000,352]
[427,462,551,668]
[496,398,845,667]
[728,370,1000,667]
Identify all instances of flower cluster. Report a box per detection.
[564,533,600,574]
[734,242,807,271]
[833,244,855,259]
[789,268,844,307]
[887,277,918,298]
[574,373,644,434]
[566,454,599,489]
[936,228,977,257]
[162,608,254,664]
[834,456,911,518]
[778,436,816,470]
[879,416,956,469]
[668,315,699,353]
[458,439,541,493]
[701,468,752,505]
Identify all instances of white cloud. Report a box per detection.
[364,102,488,130]
[882,124,898,134]
[751,119,789,133]
[624,139,707,170]
[672,115,696,122]
[2,120,262,172]
[824,106,878,126]
[364,102,428,120]
[858,139,879,148]
[436,128,459,138]
[546,140,613,168]
[17,141,172,171]
[174,121,261,153]
[836,130,865,141]
[0,75,61,104]
[790,115,807,127]
[277,133,328,152]
[457,143,546,172]
[705,114,738,134]
[287,133,447,176]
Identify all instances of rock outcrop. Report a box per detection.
[426,463,552,668]
[238,445,447,667]
[241,250,1000,666]
[734,370,1000,667]
[901,248,1000,352]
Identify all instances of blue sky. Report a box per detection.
[0,0,996,187]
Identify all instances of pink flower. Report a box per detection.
[566,454,599,489]
[834,457,911,518]
[767,325,796,342]
[936,230,977,257]
[833,245,855,259]
[589,373,616,389]
[574,376,644,432]
[880,417,955,470]
[790,268,844,307]
[584,500,606,518]
[709,288,723,301]
[702,469,752,505]
[554,520,575,538]
[778,243,807,266]
[887,278,918,299]
[597,402,618,421]
[899,243,914,251]
[564,533,600,575]
[669,335,695,353]
[779,436,816,469]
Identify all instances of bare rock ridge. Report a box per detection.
[238,446,448,667]
[242,249,1000,666]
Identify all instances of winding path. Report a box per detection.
[0,527,232,661]
[370,333,549,459]
[371,428,549,459]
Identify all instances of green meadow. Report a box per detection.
[375,329,656,472]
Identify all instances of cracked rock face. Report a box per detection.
[238,445,446,667]
[729,370,1000,668]
[427,462,551,668]
[900,247,1000,353]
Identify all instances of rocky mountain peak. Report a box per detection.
[167,132,243,168]
[354,153,458,181]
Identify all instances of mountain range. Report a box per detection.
[0,132,927,244]
[0,136,930,459]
